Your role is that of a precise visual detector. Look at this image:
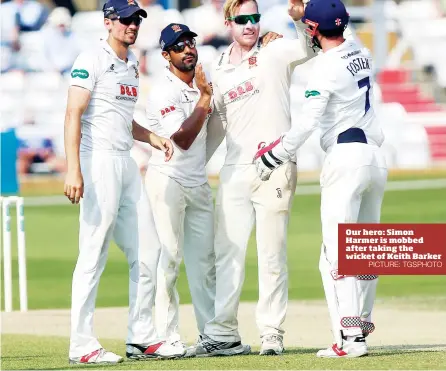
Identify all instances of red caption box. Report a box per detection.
[338,224,446,275]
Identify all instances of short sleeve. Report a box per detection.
[304,57,337,100]
[145,88,187,139]
[69,52,98,92]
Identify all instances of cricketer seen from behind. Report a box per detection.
[254,0,387,358]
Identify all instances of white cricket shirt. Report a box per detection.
[69,40,140,152]
[282,39,385,154]
[145,68,213,187]
[209,23,317,165]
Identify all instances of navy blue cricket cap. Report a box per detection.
[159,23,198,51]
[302,0,349,31]
[102,0,147,19]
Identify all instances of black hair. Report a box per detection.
[319,27,345,38]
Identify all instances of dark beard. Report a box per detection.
[173,55,197,72]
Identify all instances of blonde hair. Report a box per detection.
[223,0,259,19]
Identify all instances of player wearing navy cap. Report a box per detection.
[65,0,186,363]
[143,22,217,357]
[254,0,387,358]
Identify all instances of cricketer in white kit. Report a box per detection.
[63,0,185,364]
[143,23,217,355]
[254,0,388,358]
[202,0,317,356]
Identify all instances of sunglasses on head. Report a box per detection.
[168,38,196,53]
[227,13,261,25]
[108,15,142,26]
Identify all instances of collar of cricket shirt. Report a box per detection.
[164,67,199,93]
[323,39,351,55]
[101,39,138,67]
[216,38,261,71]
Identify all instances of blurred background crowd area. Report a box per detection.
[1,0,446,187]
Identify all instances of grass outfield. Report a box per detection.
[2,334,446,370]
[1,187,446,311]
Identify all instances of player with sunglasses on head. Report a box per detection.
[253,0,387,358]
[201,0,317,356]
[65,0,187,364]
[143,23,218,357]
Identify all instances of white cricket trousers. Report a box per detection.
[145,166,216,343]
[69,151,161,358]
[318,142,387,346]
[204,163,297,342]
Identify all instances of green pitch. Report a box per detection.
[2,187,446,310]
[2,184,446,370]
[2,334,446,370]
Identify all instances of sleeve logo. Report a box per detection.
[305,90,321,98]
[71,69,89,79]
[161,106,176,116]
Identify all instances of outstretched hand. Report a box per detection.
[149,134,174,162]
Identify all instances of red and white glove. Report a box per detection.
[253,137,291,181]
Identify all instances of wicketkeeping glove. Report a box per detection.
[253,137,291,181]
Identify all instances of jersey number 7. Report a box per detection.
[358,77,371,115]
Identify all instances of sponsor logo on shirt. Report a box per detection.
[71,69,89,79]
[106,64,117,73]
[341,50,361,59]
[224,80,259,104]
[181,91,194,103]
[305,90,321,98]
[116,84,138,102]
[133,65,139,79]
[161,106,176,117]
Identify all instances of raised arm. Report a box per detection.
[206,80,227,163]
[170,64,213,150]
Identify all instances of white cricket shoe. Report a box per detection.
[126,341,186,360]
[69,348,123,364]
[317,337,368,358]
[260,334,284,355]
[171,340,196,358]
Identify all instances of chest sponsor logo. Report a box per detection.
[106,64,117,74]
[224,80,259,104]
[161,106,176,117]
[71,69,89,79]
[116,84,138,102]
[181,91,194,103]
